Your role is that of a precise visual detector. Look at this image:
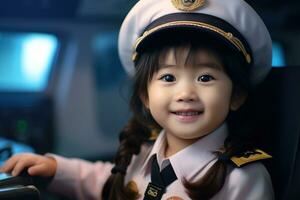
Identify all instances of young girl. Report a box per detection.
[0,0,274,199]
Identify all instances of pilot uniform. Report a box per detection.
[46,123,274,200]
[47,0,274,199]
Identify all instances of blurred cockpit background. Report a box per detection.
[0,0,299,168]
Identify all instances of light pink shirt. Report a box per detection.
[47,123,274,200]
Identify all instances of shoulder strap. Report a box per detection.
[230,149,272,167]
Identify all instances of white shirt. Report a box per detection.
[48,123,274,200]
[125,123,274,199]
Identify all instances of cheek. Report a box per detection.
[147,85,165,112]
[147,85,172,123]
[147,83,170,104]
[148,88,163,101]
[204,84,233,114]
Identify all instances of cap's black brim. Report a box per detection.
[135,13,252,65]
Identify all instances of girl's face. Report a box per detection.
[142,46,243,154]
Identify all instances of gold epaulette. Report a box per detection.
[230,149,272,167]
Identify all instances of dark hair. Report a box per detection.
[102,31,256,200]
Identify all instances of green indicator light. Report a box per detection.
[16,120,28,133]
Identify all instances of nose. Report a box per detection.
[175,83,199,102]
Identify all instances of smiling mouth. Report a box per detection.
[171,110,203,122]
[172,111,203,116]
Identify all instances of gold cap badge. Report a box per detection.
[171,0,205,11]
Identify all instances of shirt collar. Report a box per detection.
[141,123,228,180]
[141,129,167,173]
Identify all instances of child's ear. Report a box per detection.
[140,94,149,108]
[230,88,248,111]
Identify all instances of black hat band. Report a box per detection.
[133,13,252,65]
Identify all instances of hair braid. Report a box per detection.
[102,117,151,200]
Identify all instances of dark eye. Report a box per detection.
[198,75,214,82]
[160,74,176,82]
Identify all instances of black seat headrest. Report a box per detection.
[252,66,300,200]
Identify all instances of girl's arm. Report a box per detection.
[46,154,113,200]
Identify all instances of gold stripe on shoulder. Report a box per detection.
[230,149,272,167]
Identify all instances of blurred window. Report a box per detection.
[0,32,58,92]
[91,31,131,144]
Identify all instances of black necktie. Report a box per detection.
[143,155,178,200]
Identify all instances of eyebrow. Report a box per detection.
[158,62,223,71]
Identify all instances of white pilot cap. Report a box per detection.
[118,0,272,85]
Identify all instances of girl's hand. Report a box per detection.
[0,153,57,178]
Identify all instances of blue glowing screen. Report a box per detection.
[0,32,58,92]
[272,42,286,67]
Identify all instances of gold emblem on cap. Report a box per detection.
[171,0,205,11]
